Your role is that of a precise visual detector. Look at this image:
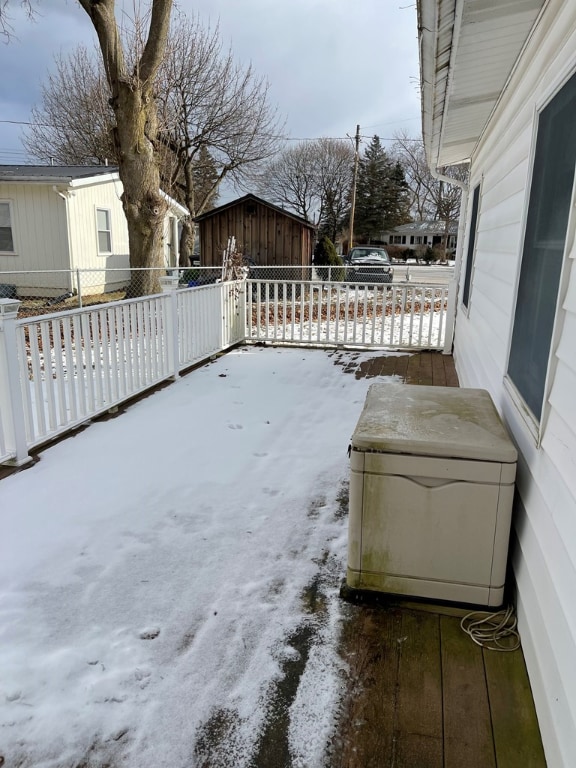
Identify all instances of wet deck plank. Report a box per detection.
[484,646,548,768]
[441,615,497,768]
[333,603,546,768]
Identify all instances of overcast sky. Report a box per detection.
[0,0,421,164]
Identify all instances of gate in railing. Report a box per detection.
[246,280,451,350]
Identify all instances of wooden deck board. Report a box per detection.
[441,615,497,768]
[332,607,403,768]
[416,352,434,386]
[484,646,547,768]
[333,603,547,768]
[395,611,443,767]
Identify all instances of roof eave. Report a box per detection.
[418,0,547,170]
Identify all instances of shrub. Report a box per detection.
[422,246,435,264]
[432,245,447,262]
[179,269,217,286]
[313,236,345,281]
[385,245,410,262]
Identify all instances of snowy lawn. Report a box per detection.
[0,346,404,768]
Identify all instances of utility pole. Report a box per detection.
[348,124,361,253]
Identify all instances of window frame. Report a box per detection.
[0,199,16,255]
[504,68,576,439]
[461,183,481,313]
[96,206,113,255]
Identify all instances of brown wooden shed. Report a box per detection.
[195,193,316,267]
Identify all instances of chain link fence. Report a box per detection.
[0,263,455,318]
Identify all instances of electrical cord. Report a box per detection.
[460,604,520,652]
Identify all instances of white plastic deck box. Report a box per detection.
[346,384,518,607]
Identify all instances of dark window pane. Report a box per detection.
[508,71,576,421]
[0,227,13,251]
[462,185,480,309]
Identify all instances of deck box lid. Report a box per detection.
[351,384,518,463]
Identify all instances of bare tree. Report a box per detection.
[24,13,284,268]
[392,130,468,252]
[314,138,355,243]
[253,142,319,222]
[254,138,354,242]
[24,47,116,165]
[69,0,172,296]
[0,0,34,39]
[158,14,283,264]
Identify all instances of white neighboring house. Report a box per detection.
[0,165,188,298]
[383,220,458,252]
[418,1,576,765]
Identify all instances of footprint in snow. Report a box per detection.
[228,424,243,430]
[139,628,160,640]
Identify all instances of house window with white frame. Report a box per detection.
[507,70,576,423]
[96,208,112,254]
[0,200,15,253]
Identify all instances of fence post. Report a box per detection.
[160,276,180,379]
[0,299,31,466]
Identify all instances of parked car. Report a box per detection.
[344,247,394,283]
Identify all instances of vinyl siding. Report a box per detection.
[0,182,70,295]
[452,1,576,765]
[67,179,130,294]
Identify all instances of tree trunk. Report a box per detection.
[179,218,196,266]
[115,84,168,297]
[78,0,173,297]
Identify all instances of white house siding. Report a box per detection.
[66,178,130,296]
[453,2,576,765]
[0,182,70,296]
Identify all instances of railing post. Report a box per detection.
[0,299,31,466]
[160,276,180,379]
[443,278,458,354]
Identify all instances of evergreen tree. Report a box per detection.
[354,136,411,242]
[313,236,344,281]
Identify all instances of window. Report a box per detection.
[507,71,576,422]
[0,201,15,252]
[462,184,480,309]
[96,208,112,254]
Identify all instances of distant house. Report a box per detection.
[195,193,316,268]
[383,220,457,253]
[0,165,188,298]
[418,1,576,765]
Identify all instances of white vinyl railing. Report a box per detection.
[246,280,451,350]
[0,280,245,466]
[0,275,454,466]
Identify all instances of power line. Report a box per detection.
[0,119,423,142]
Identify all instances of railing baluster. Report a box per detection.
[62,315,78,422]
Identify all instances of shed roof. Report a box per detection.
[195,193,316,230]
[418,0,546,168]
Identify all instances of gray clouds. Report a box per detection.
[0,0,421,161]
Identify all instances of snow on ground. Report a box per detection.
[0,347,404,768]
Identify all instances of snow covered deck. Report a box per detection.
[0,348,544,767]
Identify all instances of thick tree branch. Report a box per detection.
[139,0,172,83]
